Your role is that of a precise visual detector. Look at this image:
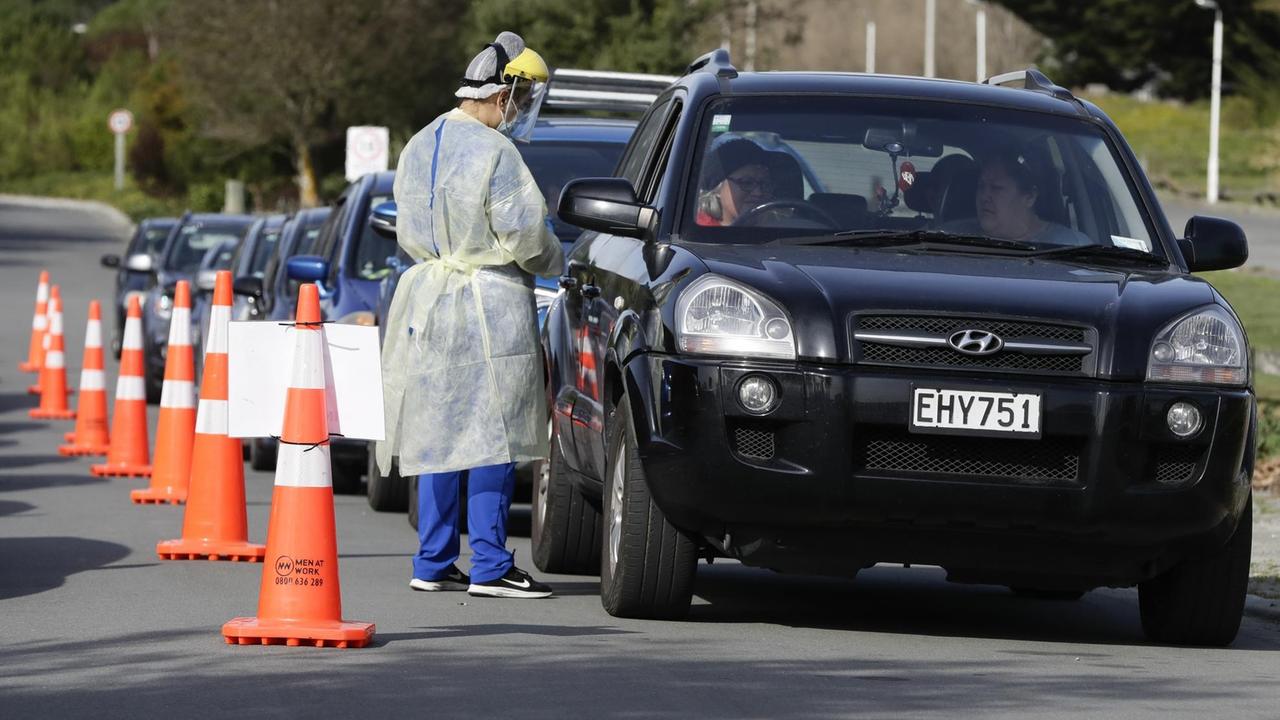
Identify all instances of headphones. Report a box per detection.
[698,185,724,221]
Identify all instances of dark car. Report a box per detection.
[228,214,286,322]
[537,52,1256,646]
[283,172,396,492]
[371,117,636,517]
[100,217,178,358]
[235,206,331,470]
[143,212,253,402]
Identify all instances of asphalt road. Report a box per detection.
[3,197,1280,720]
[1158,193,1280,272]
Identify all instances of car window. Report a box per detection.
[618,95,674,187]
[346,193,395,280]
[640,101,682,203]
[683,96,1158,254]
[129,225,172,258]
[247,228,282,278]
[165,224,248,274]
[518,141,627,242]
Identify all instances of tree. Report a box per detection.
[162,0,465,207]
[995,0,1280,99]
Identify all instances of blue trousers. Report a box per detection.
[414,462,515,584]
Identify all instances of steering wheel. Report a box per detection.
[732,199,839,229]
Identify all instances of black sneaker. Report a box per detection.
[409,564,470,592]
[468,566,553,599]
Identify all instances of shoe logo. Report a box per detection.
[508,577,532,589]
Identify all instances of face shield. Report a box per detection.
[499,76,547,143]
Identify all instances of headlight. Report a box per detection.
[675,274,795,360]
[534,287,558,312]
[1147,305,1247,386]
[339,311,375,326]
[155,293,173,320]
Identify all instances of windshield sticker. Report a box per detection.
[1110,235,1151,252]
[711,114,732,134]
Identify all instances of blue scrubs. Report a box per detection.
[414,462,516,584]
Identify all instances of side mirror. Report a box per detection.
[287,255,330,283]
[101,254,121,269]
[124,253,153,272]
[1179,216,1248,272]
[370,201,397,239]
[558,178,657,240]
[196,269,218,292]
[233,276,264,298]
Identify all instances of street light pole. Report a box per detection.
[976,4,987,81]
[924,0,936,78]
[1196,0,1223,204]
[866,21,876,74]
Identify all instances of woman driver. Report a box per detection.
[695,139,777,226]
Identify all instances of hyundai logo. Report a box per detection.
[948,329,1004,356]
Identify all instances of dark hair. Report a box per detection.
[980,148,1041,196]
[702,139,772,189]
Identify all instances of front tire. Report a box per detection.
[366,444,409,512]
[599,395,697,619]
[532,419,601,575]
[1139,497,1252,646]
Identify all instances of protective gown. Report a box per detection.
[379,108,563,477]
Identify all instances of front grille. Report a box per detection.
[858,432,1081,483]
[1152,445,1202,485]
[733,424,776,461]
[853,314,1091,375]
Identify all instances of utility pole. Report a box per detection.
[976,3,987,81]
[744,0,758,71]
[1195,0,1224,204]
[924,0,936,78]
[866,21,876,74]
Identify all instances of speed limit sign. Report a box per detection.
[107,109,134,135]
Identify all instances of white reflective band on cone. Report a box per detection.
[37,284,48,302]
[160,380,196,409]
[274,444,333,488]
[51,311,62,336]
[115,375,146,401]
[168,308,191,346]
[122,318,144,350]
[205,306,230,354]
[80,369,105,391]
[288,329,326,390]
[85,320,102,348]
[33,315,47,330]
[45,351,64,369]
[195,398,228,434]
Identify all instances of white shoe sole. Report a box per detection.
[467,584,553,599]
[409,577,469,592]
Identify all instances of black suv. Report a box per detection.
[536,51,1256,646]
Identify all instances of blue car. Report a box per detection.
[228,214,287,322]
[285,172,396,492]
[368,117,636,516]
[143,212,253,403]
[235,206,331,471]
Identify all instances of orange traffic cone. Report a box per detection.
[19,270,49,373]
[91,296,152,478]
[28,285,58,395]
[30,289,75,420]
[59,301,111,455]
[157,271,264,561]
[133,281,196,504]
[223,284,374,648]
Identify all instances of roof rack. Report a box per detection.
[687,48,738,93]
[545,68,676,114]
[983,68,1079,104]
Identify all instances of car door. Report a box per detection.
[569,93,684,481]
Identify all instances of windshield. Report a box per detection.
[348,194,395,280]
[518,140,627,242]
[165,223,249,274]
[684,97,1159,255]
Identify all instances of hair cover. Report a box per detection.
[456,31,526,99]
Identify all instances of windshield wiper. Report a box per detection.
[1029,244,1169,269]
[772,229,1039,253]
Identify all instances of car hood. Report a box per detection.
[680,243,1219,379]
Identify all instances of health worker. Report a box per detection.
[378,31,560,599]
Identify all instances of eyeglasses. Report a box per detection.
[728,176,774,194]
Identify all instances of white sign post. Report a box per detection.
[344,126,390,181]
[107,109,133,191]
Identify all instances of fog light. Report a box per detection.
[1167,401,1203,438]
[737,374,779,414]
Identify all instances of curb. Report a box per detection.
[1245,593,1280,623]
[0,193,133,229]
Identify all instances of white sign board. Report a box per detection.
[108,109,134,134]
[344,126,389,181]
[226,321,385,441]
